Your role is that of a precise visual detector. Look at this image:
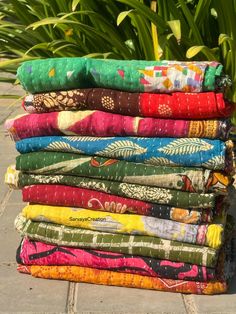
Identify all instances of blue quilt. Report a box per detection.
[16,136,228,170]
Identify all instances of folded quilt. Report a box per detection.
[17,238,215,282]
[17,265,227,295]
[15,152,230,194]
[15,214,218,267]
[21,204,224,248]
[22,185,213,224]
[5,111,230,141]
[17,58,224,94]
[23,89,233,120]
[6,167,216,208]
[15,136,234,171]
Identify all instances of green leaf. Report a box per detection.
[52,43,79,54]
[0,94,22,99]
[177,0,203,45]
[72,0,81,12]
[117,10,134,26]
[0,56,39,68]
[211,8,217,18]
[26,17,81,30]
[82,52,113,59]
[186,46,206,58]
[186,45,217,60]
[129,12,154,60]
[219,34,236,49]
[24,43,49,55]
[116,0,167,30]
[167,20,181,43]
[0,77,16,83]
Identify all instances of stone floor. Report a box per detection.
[0,81,236,313]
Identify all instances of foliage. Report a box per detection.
[0,0,236,104]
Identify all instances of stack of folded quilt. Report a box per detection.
[4,58,236,294]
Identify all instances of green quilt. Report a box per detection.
[15,151,230,194]
[15,214,218,267]
[17,58,224,93]
[6,167,216,208]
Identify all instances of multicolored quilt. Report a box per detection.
[15,214,218,267]
[17,238,215,282]
[22,185,213,224]
[17,58,224,94]
[5,111,230,140]
[23,89,233,120]
[15,152,230,194]
[6,167,216,208]
[15,136,234,171]
[17,264,227,295]
[21,204,224,248]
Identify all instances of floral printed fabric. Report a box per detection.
[17,238,215,282]
[15,151,231,194]
[23,89,233,120]
[22,185,213,224]
[5,111,230,141]
[17,58,224,94]
[6,167,216,208]
[15,214,218,267]
[21,204,224,248]
[17,265,227,295]
[15,136,233,171]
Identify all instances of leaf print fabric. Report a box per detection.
[5,111,230,141]
[17,238,216,282]
[15,136,233,171]
[21,204,224,248]
[158,138,213,155]
[21,185,213,224]
[15,151,231,194]
[17,58,224,94]
[99,140,147,158]
[22,88,233,120]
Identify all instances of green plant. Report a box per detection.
[0,0,236,105]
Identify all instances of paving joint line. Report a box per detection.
[0,108,18,125]
[66,282,77,314]
[0,262,17,266]
[182,294,198,314]
[0,189,12,218]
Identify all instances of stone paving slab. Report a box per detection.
[0,264,69,313]
[0,178,70,314]
[74,283,187,313]
[7,188,23,204]
[0,202,24,263]
[0,104,22,125]
[193,286,236,314]
[0,83,70,313]
[0,169,10,202]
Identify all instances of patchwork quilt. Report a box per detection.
[23,89,233,120]
[17,58,225,94]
